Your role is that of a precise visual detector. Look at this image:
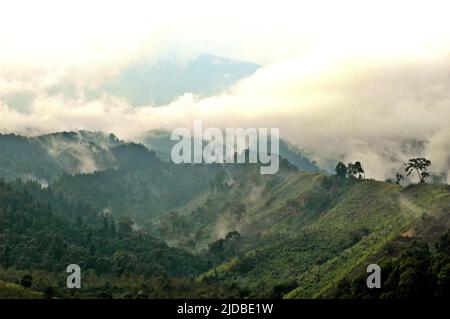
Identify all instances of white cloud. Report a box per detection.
[2,0,450,68]
[1,50,450,181]
[2,0,450,181]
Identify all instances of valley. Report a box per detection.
[0,131,449,299]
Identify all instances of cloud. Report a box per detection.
[1,49,450,182]
[2,0,450,181]
[3,0,450,68]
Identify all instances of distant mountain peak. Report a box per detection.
[105,54,261,106]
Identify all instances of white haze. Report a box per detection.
[1,0,450,181]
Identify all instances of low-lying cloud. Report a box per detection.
[1,49,450,182]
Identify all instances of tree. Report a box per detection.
[118,216,133,236]
[347,161,365,179]
[20,275,33,288]
[43,286,56,299]
[395,172,404,185]
[112,250,137,276]
[335,162,347,178]
[405,158,431,183]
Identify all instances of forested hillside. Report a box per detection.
[0,180,240,298]
[52,143,220,222]
[1,131,449,299]
[0,131,122,182]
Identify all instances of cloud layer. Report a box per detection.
[1,49,450,181]
[2,0,450,181]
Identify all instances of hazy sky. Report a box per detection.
[2,0,450,66]
[1,0,450,180]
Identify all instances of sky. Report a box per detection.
[1,0,450,180]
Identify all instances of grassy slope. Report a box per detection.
[188,170,450,298]
[0,280,42,299]
[155,165,299,252]
[316,183,450,298]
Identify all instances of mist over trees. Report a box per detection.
[334,161,365,179]
[335,157,437,186]
[0,131,449,299]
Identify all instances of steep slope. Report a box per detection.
[0,131,122,182]
[0,180,210,278]
[155,162,299,251]
[0,180,241,298]
[325,183,450,299]
[2,130,449,299]
[332,230,450,299]
[0,133,63,181]
[283,182,450,298]
[165,169,450,298]
[52,143,220,223]
[36,130,122,174]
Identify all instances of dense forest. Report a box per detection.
[0,179,240,298]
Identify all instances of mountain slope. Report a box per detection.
[0,133,63,181]
[0,131,122,182]
[0,179,243,298]
[52,143,220,223]
[166,171,450,298]
[0,179,211,277]
[1,130,449,299]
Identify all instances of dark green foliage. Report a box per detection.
[1,131,449,299]
[0,180,210,278]
[0,267,240,299]
[300,175,356,215]
[0,134,63,181]
[20,275,33,288]
[347,161,365,179]
[335,232,450,299]
[52,143,219,222]
[335,161,365,179]
[0,131,122,182]
[335,162,347,178]
[0,178,243,298]
[207,231,242,265]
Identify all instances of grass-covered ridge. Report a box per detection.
[186,171,450,298]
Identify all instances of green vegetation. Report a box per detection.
[52,143,219,223]
[0,179,239,298]
[335,231,450,299]
[0,131,449,299]
[0,280,43,299]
